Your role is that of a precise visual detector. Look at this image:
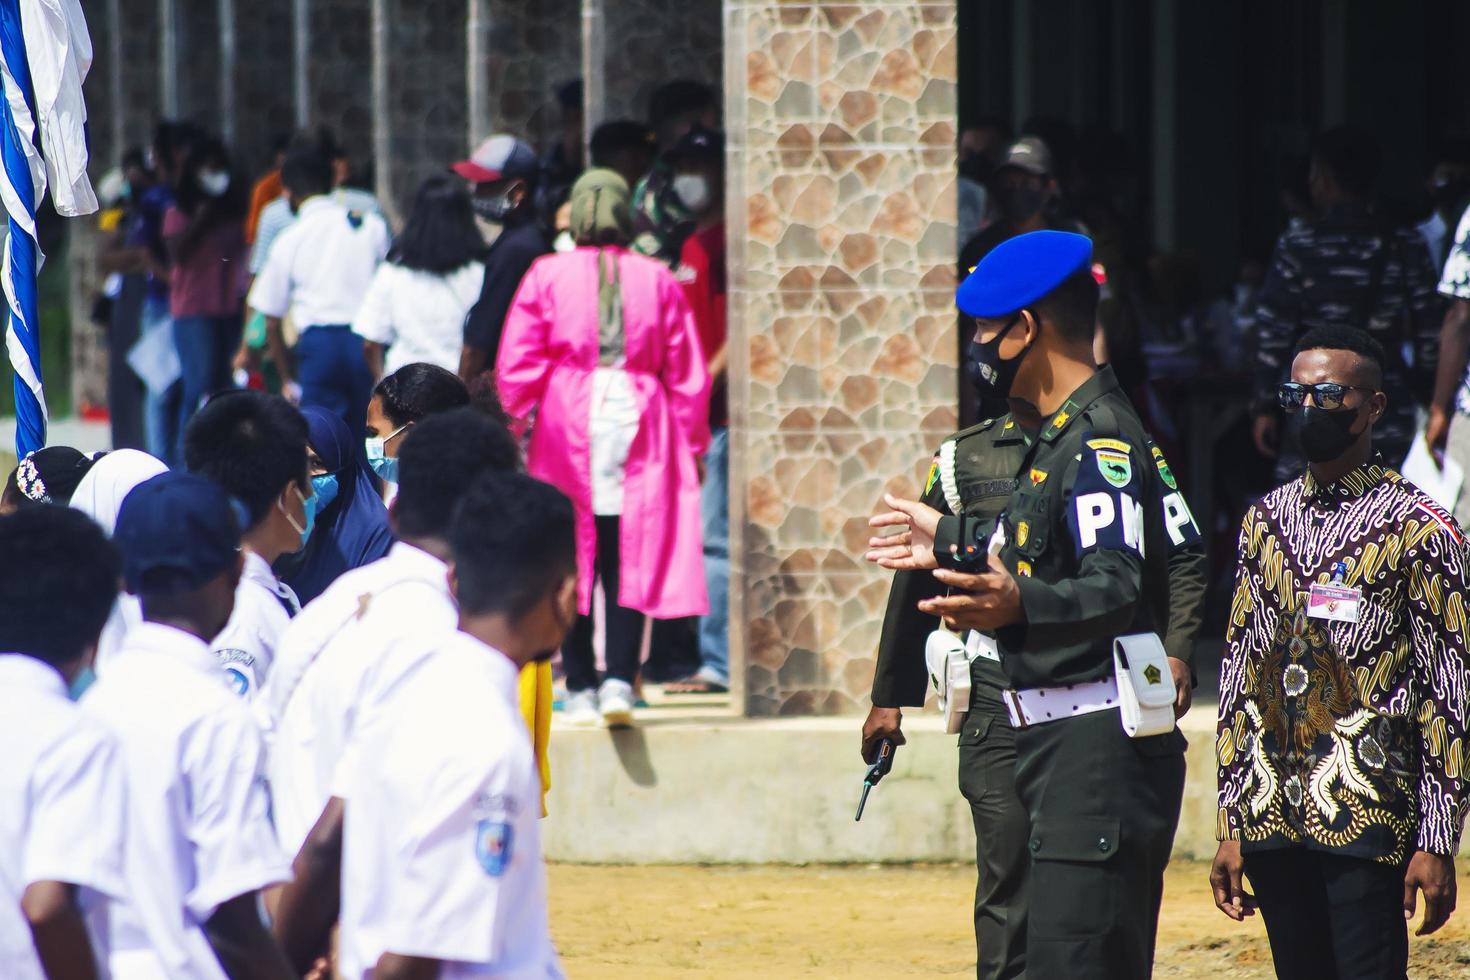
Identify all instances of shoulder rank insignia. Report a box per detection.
[1004,419,1016,431]
[1029,468,1047,487]
[1094,448,1132,488]
[1043,400,1081,441]
[1151,445,1178,490]
[1143,663,1162,685]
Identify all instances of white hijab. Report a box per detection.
[70,450,168,674]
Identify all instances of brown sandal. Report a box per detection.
[662,677,729,694]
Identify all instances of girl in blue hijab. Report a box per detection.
[276,405,394,604]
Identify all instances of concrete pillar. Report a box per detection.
[373,0,469,223]
[725,1,958,715]
[305,0,373,175]
[169,0,222,125]
[226,0,297,173]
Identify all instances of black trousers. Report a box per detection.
[957,657,1028,980]
[562,515,645,691]
[1243,847,1409,980]
[1012,709,1187,979]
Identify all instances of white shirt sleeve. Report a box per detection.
[379,759,517,965]
[26,723,128,900]
[247,227,295,318]
[370,214,391,262]
[183,709,290,920]
[351,264,397,346]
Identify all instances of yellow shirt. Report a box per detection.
[517,660,553,816]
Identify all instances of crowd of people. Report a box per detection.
[0,76,738,978]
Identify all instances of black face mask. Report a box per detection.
[967,314,1034,401]
[1296,405,1363,463]
[996,184,1045,223]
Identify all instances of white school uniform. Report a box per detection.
[247,196,390,328]
[351,260,486,376]
[81,623,291,979]
[264,542,456,855]
[211,550,298,701]
[338,631,562,980]
[0,655,128,980]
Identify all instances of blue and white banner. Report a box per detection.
[0,0,95,457]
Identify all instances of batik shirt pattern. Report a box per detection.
[1217,462,1470,863]
[1437,203,1470,414]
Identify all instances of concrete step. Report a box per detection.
[542,703,1458,864]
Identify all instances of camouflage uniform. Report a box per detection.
[1253,205,1443,480]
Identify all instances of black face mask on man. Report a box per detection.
[967,313,1034,401]
[996,183,1046,223]
[1296,404,1364,463]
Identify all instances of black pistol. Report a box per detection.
[854,737,896,821]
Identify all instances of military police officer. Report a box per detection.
[863,232,1195,978]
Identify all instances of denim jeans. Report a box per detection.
[697,425,730,684]
[173,313,243,462]
[296,325,373,439]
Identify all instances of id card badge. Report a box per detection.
[1307,583,1362,623]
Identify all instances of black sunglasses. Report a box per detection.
[1277,382,1375,411]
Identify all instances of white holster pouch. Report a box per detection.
[925,627,971,734]
[1113,632,1176,738]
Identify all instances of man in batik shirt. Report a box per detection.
[1213,325,1470,980]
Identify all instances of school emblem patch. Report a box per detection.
[475,820,514,877]
[1094,450,1132,489]
[1151,446,1178,490]
[224,668,250,696]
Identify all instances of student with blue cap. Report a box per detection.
[82,471,295,979]
[862,230,1201,978]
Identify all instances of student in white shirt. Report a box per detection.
[267,409,524,971]
[83,471,294,979]
[0,508,127,980]
[248,140,390,437]
[341,470,575,979]
[354,175,487,380]
[184,390,315,700]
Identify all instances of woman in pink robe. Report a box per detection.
[496,168,710,726]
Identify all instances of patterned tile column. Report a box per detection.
[306,0,373,162]
[228,0,297,172]
[601,0,722,122]
[725,2,957,715]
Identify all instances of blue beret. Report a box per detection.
[955,230,1093,318]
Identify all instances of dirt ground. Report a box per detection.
[550,860,1470,978]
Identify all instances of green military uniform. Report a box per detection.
[870,369,1206,979]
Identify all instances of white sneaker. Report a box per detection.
[598,679,636,728]
[564,689,600,726]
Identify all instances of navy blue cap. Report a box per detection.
[956,230,1093,318]
[114,472,241,595]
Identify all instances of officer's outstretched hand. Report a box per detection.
[922,556,1023,631]
[867,495,941,570]
[1209,840,1257,921]
[1404,850,1457,935]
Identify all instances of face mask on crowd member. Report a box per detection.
[994,169,1049,224]
[1278,341,1387,467]
[365,363,473,485]
[472,178,527,224]
[197,169,230,197]
[673,171,711,214]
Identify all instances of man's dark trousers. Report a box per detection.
[958,656,1028,979]
[1243,847,1409,980]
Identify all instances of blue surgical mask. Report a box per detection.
[279,484,316,551]
[366,423,409,484]
[311,473,340,513]
[68,666,96,701]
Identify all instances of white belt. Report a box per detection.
[1002,676,1120,730]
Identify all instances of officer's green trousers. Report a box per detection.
[1013,708,1187,979]
[957,658,1028,980]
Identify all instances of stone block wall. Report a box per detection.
[231,0,299,173]
[602,0,723,122]
[725,1,958,715]
[472,0,581,148]
[306,0,373,165]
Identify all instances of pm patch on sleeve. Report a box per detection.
[1070,438,1146,557]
